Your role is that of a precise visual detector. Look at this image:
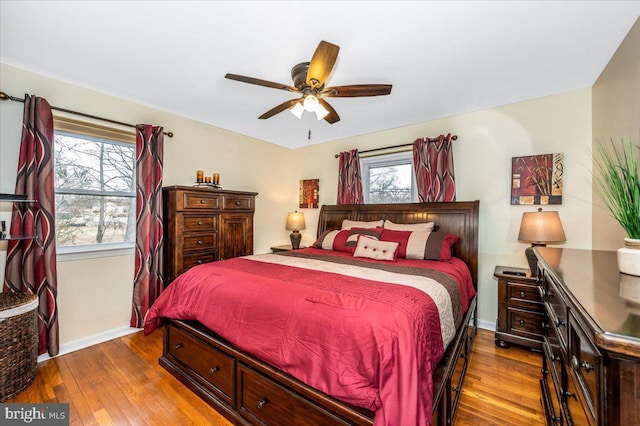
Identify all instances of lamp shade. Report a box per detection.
[286,211,306,231]
[518,208,566,244]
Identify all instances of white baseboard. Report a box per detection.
[38,326,141,362]
[477,319,495,331]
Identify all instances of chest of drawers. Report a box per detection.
[163,186,257,284]
[536,248,640,426]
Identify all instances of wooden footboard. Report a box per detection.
[159,296,477,426]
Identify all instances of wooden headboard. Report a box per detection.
[317,201,480,288]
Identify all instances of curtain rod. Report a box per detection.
[333,134,457,158]
[0,91,174,138]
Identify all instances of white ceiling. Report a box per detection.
[1,1,639,149]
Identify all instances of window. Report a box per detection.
[53,116,136,259]
[360,151,417,204]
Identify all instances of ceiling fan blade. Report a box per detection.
[258,99,301,120]
[321,84,392,98]
[306,41,340,89]
[225,73,298,92]
[318,98,340,124]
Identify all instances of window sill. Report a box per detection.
[57,243,134,262]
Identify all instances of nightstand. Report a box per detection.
[271,245,306,253]
[494,265,544,350]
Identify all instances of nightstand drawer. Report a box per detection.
[505,306,544,339]
[505,281,543,306]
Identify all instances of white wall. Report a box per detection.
[290,89,594,326]
[0,62,595,345]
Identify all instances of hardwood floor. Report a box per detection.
[7,328,545,425]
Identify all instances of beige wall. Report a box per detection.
[291,90,594,324]
[0,60,600,345]
[0,63,296,344]
[592,17,640,250]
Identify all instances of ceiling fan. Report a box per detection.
[224,41,392,124]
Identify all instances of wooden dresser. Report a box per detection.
[535,247,640,426]
[163,186,258,284]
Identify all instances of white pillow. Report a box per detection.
[341,219,384,230]
[353,235,399,261]
[383,220,435,232]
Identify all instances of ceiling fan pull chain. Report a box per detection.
[308,129,311,140]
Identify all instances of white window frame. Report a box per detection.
[53,116,136,261]
[360,151,418,204]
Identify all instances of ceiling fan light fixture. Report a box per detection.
[289,102,304,119]
[303,94,320,112]
[314,103,329,120]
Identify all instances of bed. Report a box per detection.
[144,201,479,425]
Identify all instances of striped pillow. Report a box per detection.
[380,229,458,260]
[314,227,383,253]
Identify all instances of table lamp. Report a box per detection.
[518,208,566,276]
[286,211,306,249]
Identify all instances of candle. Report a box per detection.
[196,170,204,183]
[213,173,220,185]
[205,176,212,183]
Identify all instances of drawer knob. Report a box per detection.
[200,199,206,204]
[209,366,220,374]
[235,201,241,205]
[519,319,525,326]
[520,291,526,298]
[555,317,564,328]
[197,240,203,245]
[257,398,269,409]
[571,355,594,372]
[197,221,203,225]
[174,343,184,350]
[197,260,203,264]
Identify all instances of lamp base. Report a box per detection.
[290,231,302,250]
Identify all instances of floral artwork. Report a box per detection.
[511,153,563,205]
[299,179,319,208]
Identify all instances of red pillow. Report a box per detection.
[380,229,458,260]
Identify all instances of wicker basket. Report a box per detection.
[0,292,38,401]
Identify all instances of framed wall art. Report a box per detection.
[299,179,319,208]
[511,153,563,205]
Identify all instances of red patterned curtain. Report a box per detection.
[3,95,59,356]
[337,149,364,205]
[412,134,456,202]
[130,125,164,327]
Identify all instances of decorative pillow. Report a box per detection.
[383,220,435,232]
[353,235,399,261]
[314,227,383,253]
[341,219,384,230]
[380,229,458,260]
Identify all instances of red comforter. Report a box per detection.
[144,248,475,425]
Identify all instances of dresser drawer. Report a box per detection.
[565,368,594,426]
[183,215,218,232]
[183,234,217,252]
[223,195,254,211]
[238,365,348,426]
[182,251,216,271]
[167,325,235,404]
[183,191,221,209]
[543,272,568,346]
[569,312,600,422]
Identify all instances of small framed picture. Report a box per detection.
[511,153,563,205]
[299,179,319,208]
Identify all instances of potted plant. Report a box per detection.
[593,136,640,275]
